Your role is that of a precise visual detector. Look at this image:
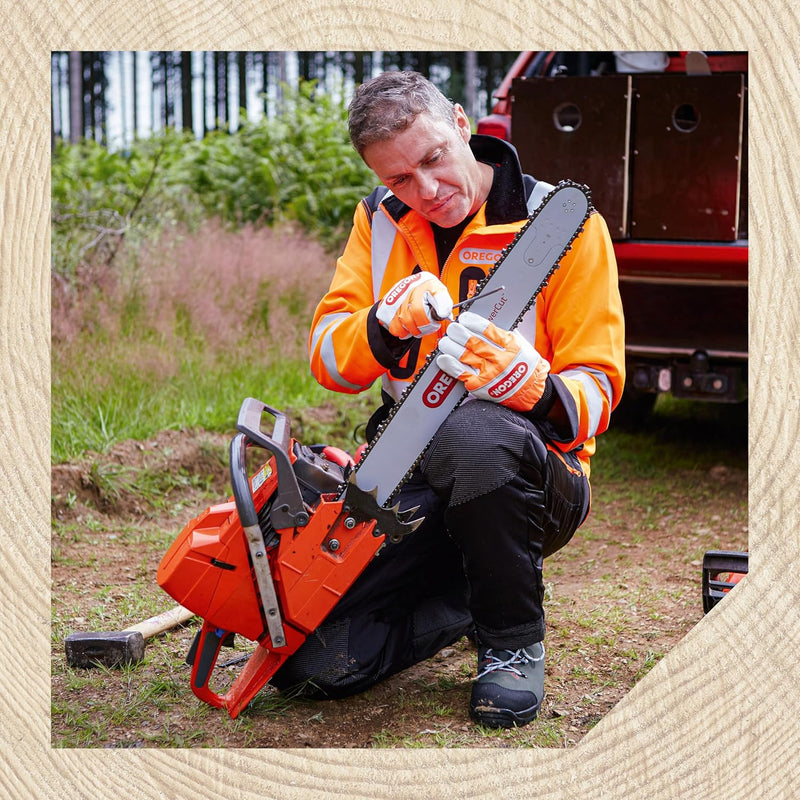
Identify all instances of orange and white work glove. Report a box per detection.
[376,273,454,339]
[436,311,550,412]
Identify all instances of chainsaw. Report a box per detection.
[157,181,592,718]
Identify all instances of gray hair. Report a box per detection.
[348,71,456,157]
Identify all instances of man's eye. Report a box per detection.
[427,148,446,165]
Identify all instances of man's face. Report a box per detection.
[362,106,493,228]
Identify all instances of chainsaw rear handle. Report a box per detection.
[231,397,309,530]
[187,618,306,718]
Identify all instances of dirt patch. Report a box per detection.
[51,417,748,749]
[52,428,230,520]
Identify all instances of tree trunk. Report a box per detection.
[202,52,210,135]
[298,52,309,82]
[464,50,478,120]
[51,54,61,146]
[98,53,108,143]
[181,51,193,133]
[68,51,82,143]
[276,51,287,111]
[238,51,247,118]
[261,52,269,115]
[215,51,228,131]
[132,51,139,140]
[162,52,172,129]
[352,51,365,86]
[118,52,127,148]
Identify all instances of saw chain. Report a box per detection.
[348,180,592,520]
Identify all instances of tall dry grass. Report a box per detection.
[51,221,356,461]
[53,219,333,359]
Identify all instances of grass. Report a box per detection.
[51,214,747,477]
[51,220,373,462]
[81,459,220,512]
[598,393,747,477]
[52,345,338,462]
[368,716,571,749]
[50,390,747,747]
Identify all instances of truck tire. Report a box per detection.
[612,388,657,428]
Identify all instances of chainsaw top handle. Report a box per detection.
[230,398,310,530]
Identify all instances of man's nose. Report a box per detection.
[417,171,438,200]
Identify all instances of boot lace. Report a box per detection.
[477,644,545,679]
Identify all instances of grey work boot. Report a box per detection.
[469,642,545,728]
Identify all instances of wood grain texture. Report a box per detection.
[3,1,798,796]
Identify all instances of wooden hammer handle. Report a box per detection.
[124,605,195,639]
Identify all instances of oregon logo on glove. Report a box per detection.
[377,273,454,339]
[487,362,529,399]
[436,311,550,413]
[383,274,421,306]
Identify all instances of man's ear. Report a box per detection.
[453,104,472,142]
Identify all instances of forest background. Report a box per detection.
[51,50,519,461]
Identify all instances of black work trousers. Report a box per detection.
[271,400,589,698]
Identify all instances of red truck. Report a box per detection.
[477,51,748,422]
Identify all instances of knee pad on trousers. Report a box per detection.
[421,400,547,506]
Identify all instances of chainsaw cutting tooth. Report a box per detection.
[397,506,420,522]
[404,516,423,533]
[342,473,425,542]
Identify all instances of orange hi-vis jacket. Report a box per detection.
[309,136,625,478]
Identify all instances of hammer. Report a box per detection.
[65,604,195,668]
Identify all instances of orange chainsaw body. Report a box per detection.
[157,400,390,718]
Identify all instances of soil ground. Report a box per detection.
[50,403,748,749]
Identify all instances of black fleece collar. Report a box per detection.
[470,134,531,225]
[382,134,532,226]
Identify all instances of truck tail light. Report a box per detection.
[476,118,511,141]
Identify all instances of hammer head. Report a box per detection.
[65,630,146,668]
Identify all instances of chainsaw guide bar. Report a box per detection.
[349,180,592,513]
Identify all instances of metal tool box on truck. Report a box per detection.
[477,51,748,419]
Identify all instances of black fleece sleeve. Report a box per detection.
[523,374,580,443]
[366,303,415,369]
